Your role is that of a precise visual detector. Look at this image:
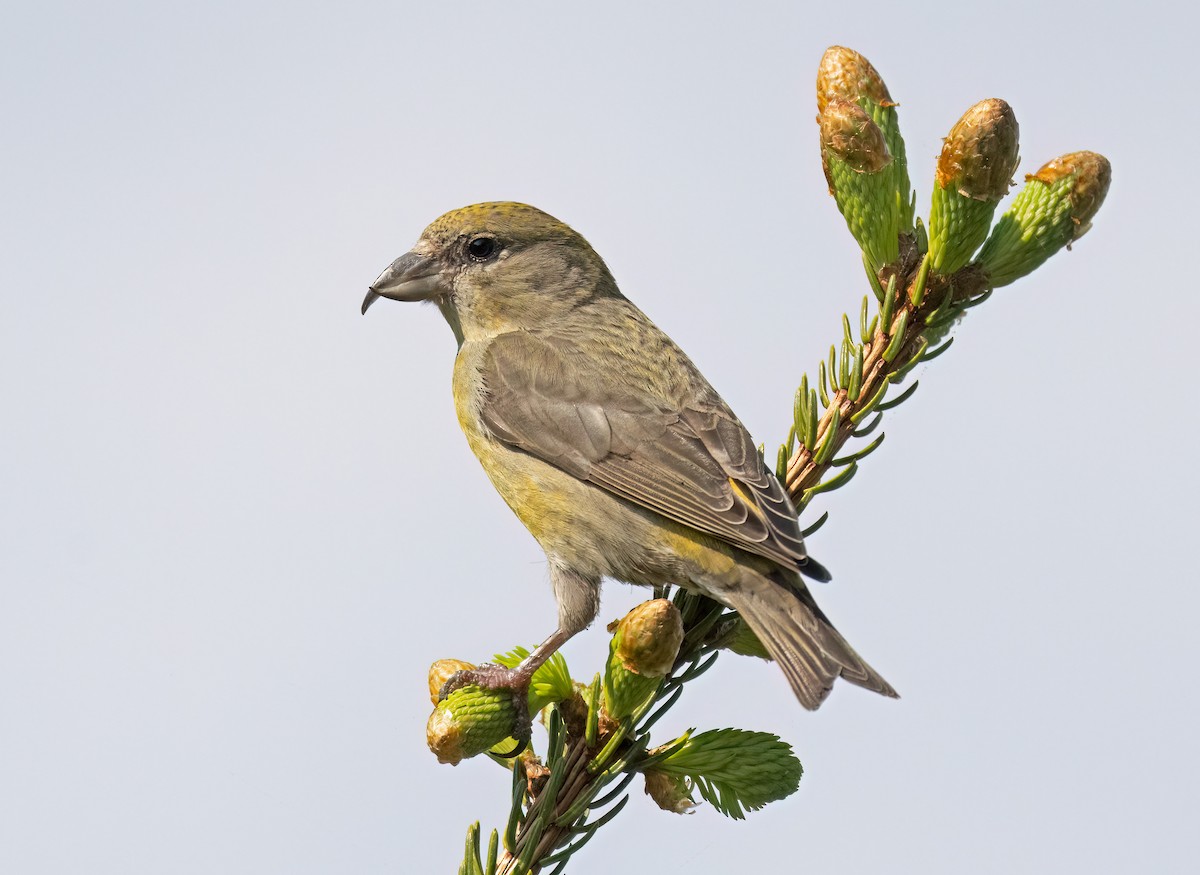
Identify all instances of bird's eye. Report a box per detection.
[467,236,498,262]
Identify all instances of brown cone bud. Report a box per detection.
[816,46,892,116]
[936,98,1021,202]
[613,599,685,678]
[1029,150,1112,239]
[820,99,891,177]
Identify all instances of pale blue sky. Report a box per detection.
[2,2,1196,873]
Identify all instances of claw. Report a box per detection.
[491,737,529,759]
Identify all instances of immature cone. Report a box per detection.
[975,151,1111,286]
[819,99,900,271]
[817,46,914,232]
[928,99,1021,275]
[602,599,684,720]
[426,685,517,765]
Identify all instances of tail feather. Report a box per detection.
[726,570,898,709]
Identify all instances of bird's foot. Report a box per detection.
[439,663,533,752]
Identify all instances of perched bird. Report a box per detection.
[363,202,896,727]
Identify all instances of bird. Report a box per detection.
[362,202,896,731]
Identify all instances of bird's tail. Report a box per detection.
[723,568,898,710]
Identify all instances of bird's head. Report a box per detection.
[362,202,619,342]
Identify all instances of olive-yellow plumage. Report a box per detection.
[363,202,896,719]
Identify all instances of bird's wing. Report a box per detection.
[477,331,824,576]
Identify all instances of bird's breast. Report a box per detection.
[451,342,545,526]
[450,339,612,553]
[451,341,493,457]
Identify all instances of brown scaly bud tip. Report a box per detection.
[936,98,1021,202]
[428,659,475,706]
[613,599,684,679]
[1030,150,1112,238]
[816,45,893,116]
[644,769,697,814]
[820,99,891,174]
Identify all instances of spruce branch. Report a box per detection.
[783,48,1109,515]
[452,590,767,875]
[438,45,1111,874]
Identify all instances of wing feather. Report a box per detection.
[479,331,817,572]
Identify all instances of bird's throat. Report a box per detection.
[436,296,465,348]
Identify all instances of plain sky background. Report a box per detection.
[3,1,1197,873]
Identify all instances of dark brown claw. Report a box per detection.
[491,737,529,759]
[439,663,533,746]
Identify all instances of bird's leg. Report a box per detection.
[438,565,601,745]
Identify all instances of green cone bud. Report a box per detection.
[975,151,1111,286]
[817,46,914,231]
[643,769,697,814]
[426,685,516,765]
[819,99,901,271]
[603,651,659,721]
[928,98,1021,275]
[602,599,683,720]
[428,658,475,706]
[650,729,803,820]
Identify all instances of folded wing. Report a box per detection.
[478,331,825,576]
